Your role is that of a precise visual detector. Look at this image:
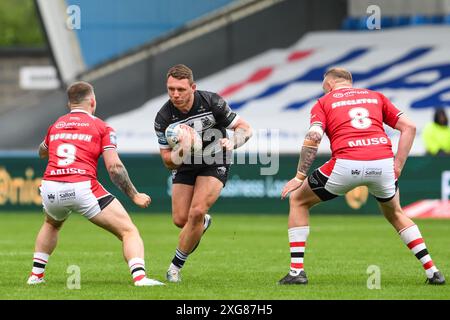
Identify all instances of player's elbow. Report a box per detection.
[38,149,48,159]
[163,162,174,170]
[408,122,417,135]
[163,160,178,170]
[107,162,124,176]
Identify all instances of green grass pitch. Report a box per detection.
[0,212,449,300]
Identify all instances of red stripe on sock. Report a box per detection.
[423,260,434,270]
[407,238,424,249]
[291,263,304,269]
[33,257,47,264]
[133,274,146,282]
[31,272,44,278]
[290,242,305,247]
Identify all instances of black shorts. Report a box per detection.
[172,164,230,187]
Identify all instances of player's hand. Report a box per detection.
[178,124,195,151]
[219,138,234,151]
[132,193,151,208]
[394,161,402,179]
[281,178,304,200]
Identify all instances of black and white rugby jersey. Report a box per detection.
[154,90,239,165]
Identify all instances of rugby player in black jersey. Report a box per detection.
[154,64,252,282]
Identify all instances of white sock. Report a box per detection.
[399,225,438,278]
[128,257,146,282]
[32,252,49,277]
[288,226,310,276]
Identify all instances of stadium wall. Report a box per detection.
[0,155,447,215]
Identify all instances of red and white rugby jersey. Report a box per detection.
[310,87,403,160]
[42,110,117,182]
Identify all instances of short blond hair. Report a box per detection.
[324,67,353,83]
[67,81,94,104]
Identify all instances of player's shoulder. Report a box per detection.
[197,90,221,102]
[197,90,227,111]
[86,114,114,135]
[88,113,107,127]
[155,100,172,123]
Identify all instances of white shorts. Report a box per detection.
[309,158,397,202]
[40,180,114,221]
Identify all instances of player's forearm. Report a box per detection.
[395,125,416,171]
[108,163,138,199]
[38,142,49,159]
[232,126,252,149]
[295,131,322,180]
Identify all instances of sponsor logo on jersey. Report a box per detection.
[348,137,388,147]
[55,121,90,129]
[201,117,213,128]
[351,169,361,175]
[55,121,66,129]
[49,168,87,176]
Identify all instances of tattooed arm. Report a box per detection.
[103,149,151,208]
[281,125,323,199]
[38,141,49,159]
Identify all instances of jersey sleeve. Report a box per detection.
[154,112,170,149]
[210,93,238,129]
[310,99,327,131]
[101,123,117,151]
[380,93,403,128]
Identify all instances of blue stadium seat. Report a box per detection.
[409,14,430,25]
[393,16,410,26]
[342,17,359,30]
[430,15,443,24]
[443,14,450,24]
[381,16,395,28]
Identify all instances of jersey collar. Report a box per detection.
[70,109,91,115]
[332,86,352,91]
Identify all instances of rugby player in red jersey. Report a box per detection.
[278,68,444,285]
[27,81,164,286]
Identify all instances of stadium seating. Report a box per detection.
[342,14,450,30]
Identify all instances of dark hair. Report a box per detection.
[434,108,448,126]
[67,81,94,104]
[167,64,194,84]
[324,67,353,82]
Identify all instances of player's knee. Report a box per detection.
[45,216,64,230]
[117,223,140,241]
[289,194,309,208]
[172,214,187,228]
[188,205,207,225]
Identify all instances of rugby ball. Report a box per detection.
[165,123,202,153]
